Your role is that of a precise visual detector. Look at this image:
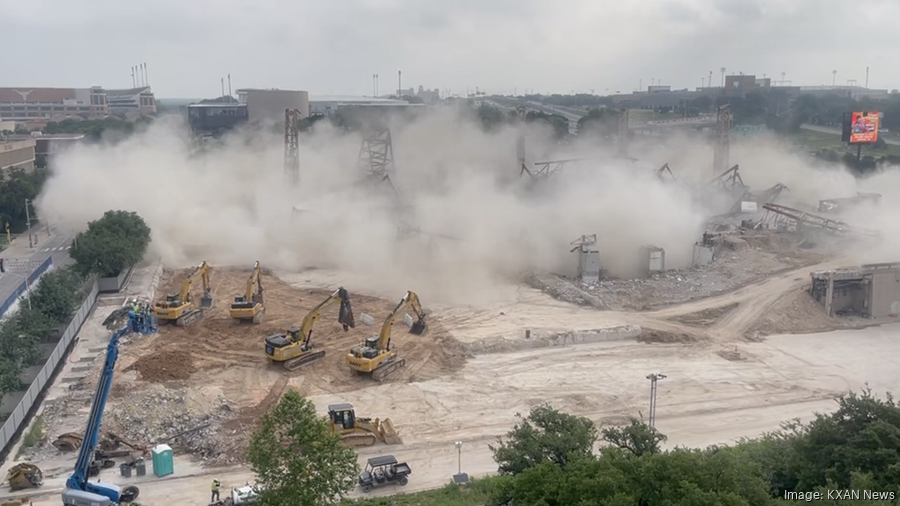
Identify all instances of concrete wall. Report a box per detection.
[0,279,98,457]
[98,265,133,293]
[871,270,900,317]
[0,257,53,318]
[0,138,36,173]
[244,90,309,124]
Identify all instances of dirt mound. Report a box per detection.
[148,266,468,394]
[124,350,194,382]
[745,288,843,338]
[638,329,701,344]
[668,303,738,327]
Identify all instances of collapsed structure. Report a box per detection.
[810,263,900,318]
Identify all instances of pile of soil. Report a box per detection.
[124,350,195,382]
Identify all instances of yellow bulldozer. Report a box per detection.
[327,403,402,447]
[7,463,43,491]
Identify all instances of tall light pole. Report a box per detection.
[832,70,837,86]
[397,70,402,98]
[454,441,462,474]
[646,373,667,429]
[24,198,33,248]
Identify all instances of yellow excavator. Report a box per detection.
[327,402,402,447]
[153,261,214,327]
[265,287,356,371]
[346,290,426,381]
[230,261,265,323]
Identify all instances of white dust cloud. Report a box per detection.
[34,106,898,304]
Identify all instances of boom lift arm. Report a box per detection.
[346,291,427,381]
[62,325,140,506]
[230,261,265,323]
[265,287,356,371]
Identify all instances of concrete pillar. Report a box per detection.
[824,274,834,317]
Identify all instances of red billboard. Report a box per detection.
[849,111,880,144]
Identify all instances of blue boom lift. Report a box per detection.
[62,309,155,506]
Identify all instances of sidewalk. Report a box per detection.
[0,225,54,260]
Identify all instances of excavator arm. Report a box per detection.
[247,261,262,302]
[178,261,212,304]
[295,287,356,347]
[376,291,427,352]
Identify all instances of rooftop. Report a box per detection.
[4,133,85,141]
[309,95,408,103]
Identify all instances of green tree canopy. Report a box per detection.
[601,416,667,456]
[0,167,48,232]
[248,390,359,506]
[577,108,619,138]
[71,210,151,277]
[489,404,598,475]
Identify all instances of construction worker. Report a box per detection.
[211,479,221,503]
[131,299,139,313]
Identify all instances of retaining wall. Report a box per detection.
[0,278,99,457]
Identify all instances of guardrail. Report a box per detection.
[0,278,99,457]
[0,257,54,318]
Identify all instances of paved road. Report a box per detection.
[800,123,900,146]
[0,228,75,310]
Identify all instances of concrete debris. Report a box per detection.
[531,246,821,311]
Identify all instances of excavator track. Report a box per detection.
[284,351,326,371]
[176,309,203,327]
[372,358,406,382]
[341,433,378,447]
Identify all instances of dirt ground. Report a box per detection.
[5,253,900,506]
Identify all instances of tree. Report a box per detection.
[71,210,151,277]
[0,167,48,232]
[476,105,508,132]
[601,417,667,456]
[247,390,358,506]
[525,111,569,140]
[489,404,598,475]
[30,266,85,322]
[577,108,618,138]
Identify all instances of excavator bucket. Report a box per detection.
[338,288,356,330]
[7,463,43,490]
[199,291,215,310]
[410,318,426,335]
[379,418,403,445]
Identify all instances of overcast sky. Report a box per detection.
[2,0,899,98]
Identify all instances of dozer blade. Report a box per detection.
[199,295,215,310]
[410,319,426,335]
[379,418,403,445]
[284,351,326,371]
[372,358,406,382]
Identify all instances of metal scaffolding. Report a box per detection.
[713,104,732,176]
[284,108,303,187]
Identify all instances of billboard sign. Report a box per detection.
[849,111,880,144]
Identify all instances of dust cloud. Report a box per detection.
[34,106,898,304]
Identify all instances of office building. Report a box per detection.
[0,87,109,126]
[0,137,36,174]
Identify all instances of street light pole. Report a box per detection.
[454,441,462,475]
[24,199,32,248]
[646,373,667,429]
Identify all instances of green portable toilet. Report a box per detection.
[152,444,174,477]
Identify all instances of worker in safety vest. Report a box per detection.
[211,479,221,503]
